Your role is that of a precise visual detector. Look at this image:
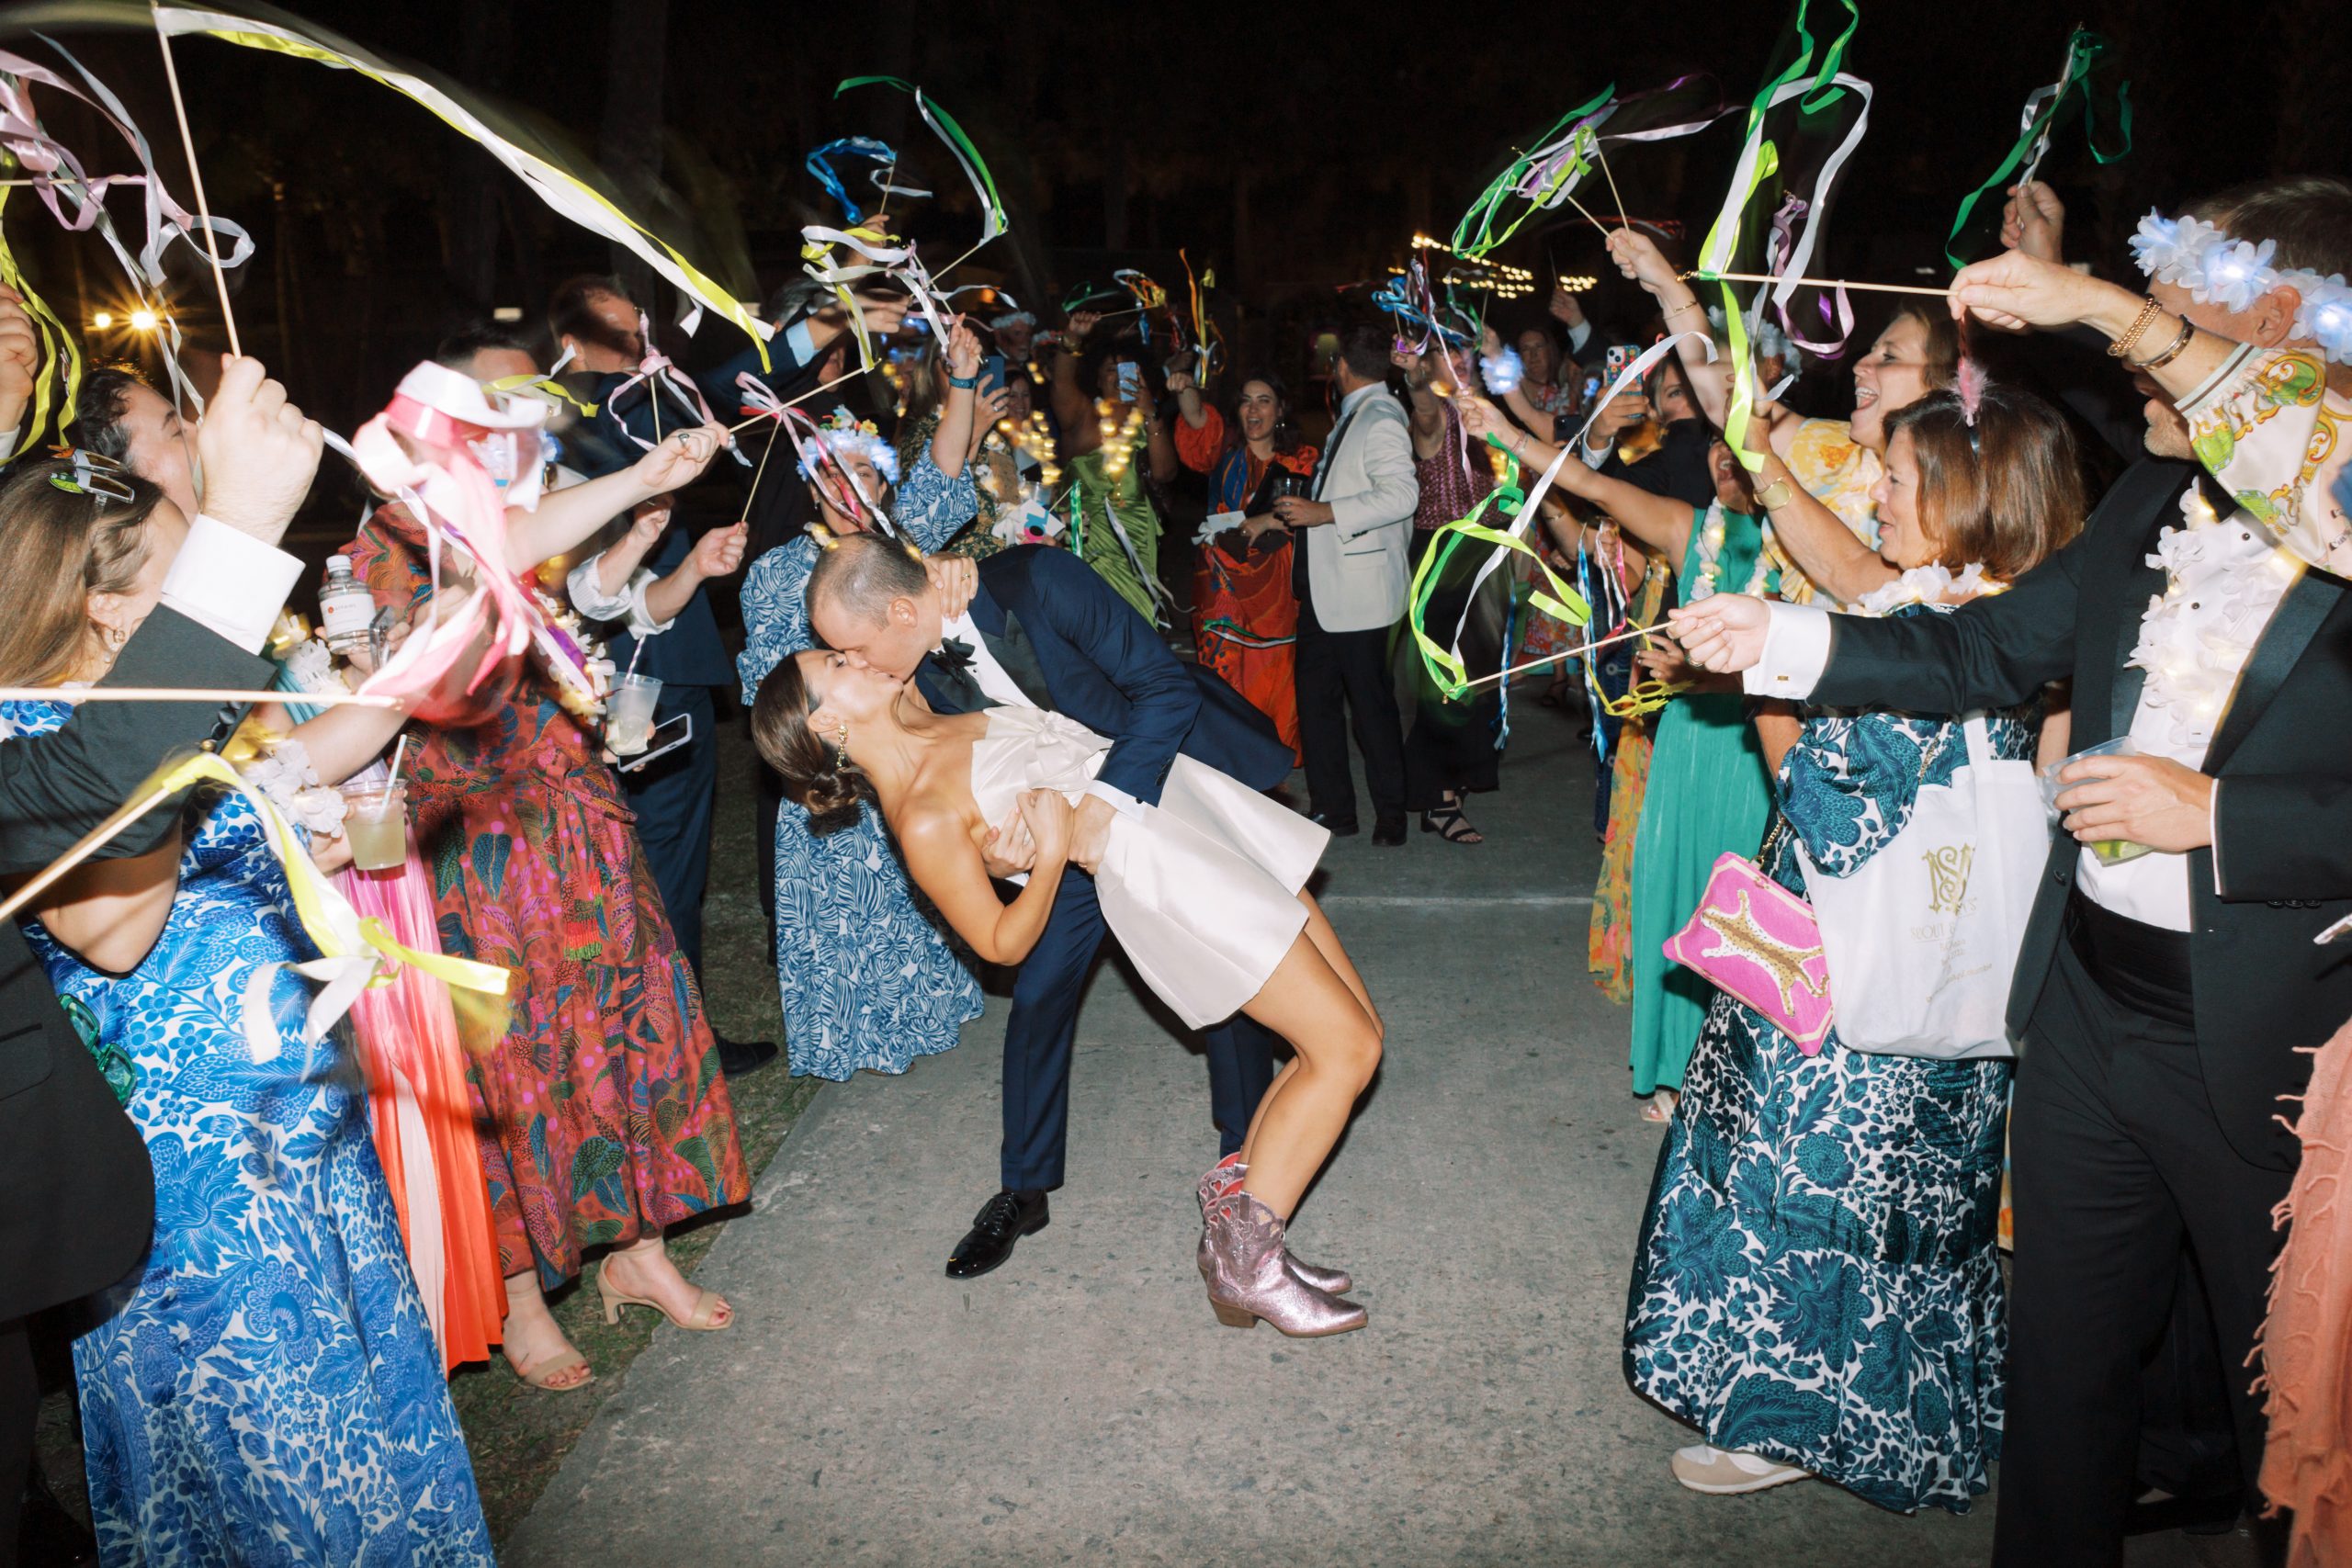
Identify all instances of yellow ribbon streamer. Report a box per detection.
[158,748,509,1003]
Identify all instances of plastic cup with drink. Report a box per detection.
[607,672,662,756]
[337,781,410,873]
[2040,736,2154,867]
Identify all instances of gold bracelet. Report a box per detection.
[2130,313,2196,371]
[2108,295,2165,360]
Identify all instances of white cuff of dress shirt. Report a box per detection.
[1740,602,1833,699]
[2209,779,2224,896]
[158,513,306,654]
[1566,319,1594,355]
[0,425,17,452]
[1085,780,1145,819]
[567,554,676,636]
[785,319,817,367]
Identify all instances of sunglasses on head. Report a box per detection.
[47,447,136,506]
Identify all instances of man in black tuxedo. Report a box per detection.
[2,356,322,1561]
[1671,178,2352,1563]
[807,537,1295,1279]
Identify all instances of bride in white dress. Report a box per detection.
[753,648,1384,1337]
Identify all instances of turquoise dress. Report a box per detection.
[2,698,491,1566]
[1624,626,2030,1514]
[1626,506,1778,1095]
[736,456,987,1079]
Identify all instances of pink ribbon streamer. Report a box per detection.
[1764,194,1855,357]
[601,310,747,465]
[740,376,899,537]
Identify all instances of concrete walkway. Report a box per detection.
[505,705,2168,1566]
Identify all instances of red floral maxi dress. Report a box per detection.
[348,507,749,1286]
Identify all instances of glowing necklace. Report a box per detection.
[1686,502,1777,601]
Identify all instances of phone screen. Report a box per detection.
[615,712,694,773]
[1116,361,1141,400]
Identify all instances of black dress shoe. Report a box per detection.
[1371,817,1408,847]
[946,1189,1049,1279]
[2124,1488,2245,1537]
[1306,811,1360,836]
[716,1033,781,1078]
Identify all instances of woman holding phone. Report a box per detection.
[1046,310,1178,619]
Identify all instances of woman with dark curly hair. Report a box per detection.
[1166,359,1315,757]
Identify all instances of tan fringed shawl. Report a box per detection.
[2260,1015,2352,1566]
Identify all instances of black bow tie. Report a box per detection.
[935,636,978,671]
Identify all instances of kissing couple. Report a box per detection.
[753,535,1383,1335]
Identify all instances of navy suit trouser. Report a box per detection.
[1002,866,1279,1191]
[621,682,718,975]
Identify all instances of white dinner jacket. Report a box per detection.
[1301,382,1419,633]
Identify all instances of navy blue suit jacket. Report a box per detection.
[916,547,1293,803]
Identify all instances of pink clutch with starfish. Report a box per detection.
[1664,847,1836,1053]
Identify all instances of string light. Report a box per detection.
[1094,398,1146,481]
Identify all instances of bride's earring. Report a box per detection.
[833,724,849,770]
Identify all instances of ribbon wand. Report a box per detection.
[151,4,240,356]
[1456,619,1668,694]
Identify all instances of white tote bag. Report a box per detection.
[1794,716,2050,1059]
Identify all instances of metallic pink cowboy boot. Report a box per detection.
[1201,1189,1366,1337]
[1195,1158,1352,1295]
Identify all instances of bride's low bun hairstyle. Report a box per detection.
[751,655,870,836]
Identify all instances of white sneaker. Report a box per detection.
[1670,1443,1813,1495]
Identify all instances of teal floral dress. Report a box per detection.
[1625,610,2030,1514]
[3,698,492,1566]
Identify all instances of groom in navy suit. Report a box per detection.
[808,537,1295,1277]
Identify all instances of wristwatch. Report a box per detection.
[948,372,979,389]
[1756,476,1795,512]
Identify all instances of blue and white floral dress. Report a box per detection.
[736,455,986,1079]
[3,698,492,1566]
[1623,606,2031,1515]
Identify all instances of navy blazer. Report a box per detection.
[916,547,1294,803]
[567,331,831,689]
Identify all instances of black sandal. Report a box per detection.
[1419,801,1485,845]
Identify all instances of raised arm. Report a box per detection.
[931,321,983,480]
[1741,435,1896,604]
[1670,521,2087,712]
[503,425,724,573]
[1606,228,1804,457]
[1460,394,1696,570]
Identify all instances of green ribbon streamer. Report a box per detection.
[835,75,1006,240]
[1944,29,2132,269]
[1450,84,1616,261]
[1696,0,1860,472]
[1407,439,1590,700]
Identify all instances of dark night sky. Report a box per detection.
[5,0,2337,431]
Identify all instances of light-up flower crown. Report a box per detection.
[2131,209,2352,364]
[795,406,901,485]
